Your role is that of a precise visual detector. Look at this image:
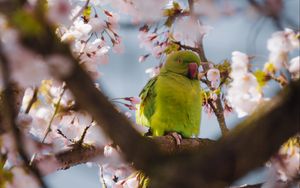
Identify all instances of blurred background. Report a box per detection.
[45,0,299,187]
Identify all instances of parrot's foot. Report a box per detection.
[169,132,182,145]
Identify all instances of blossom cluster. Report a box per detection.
[226,51,264,117]
[0,0,299,188]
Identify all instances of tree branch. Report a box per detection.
[1,2,299,188]
[0,43,48,188]
[34,136,215,171]
[150,80,300,187]
[0,1,164,173]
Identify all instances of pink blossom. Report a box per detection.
[5,167,39,188]
[230,51,249,78]
[124,97,141,105]
[207,68,220,89]
[35,155,61,175]
[131,0,168,22]
[138,54,150,63]
[173,17,213,46]
[289,56,299,80]
[138,31,158,51]
[151,44,166,58]
[16,113,33,130]
[145,66,160,78]
[113,41,125,54]
[89,17,106,32]
[47,0,72,26]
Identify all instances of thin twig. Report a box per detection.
[25,87,38,114]
[99,165,108,188]
[41,84,66,143]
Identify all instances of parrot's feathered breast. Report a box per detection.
[136,51,202,138]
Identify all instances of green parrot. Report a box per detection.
[136,50,202,138]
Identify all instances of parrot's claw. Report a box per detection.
[170,132,182,145]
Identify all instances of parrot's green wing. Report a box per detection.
[136,76,157,127]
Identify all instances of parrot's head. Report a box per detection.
[163,50,201,80]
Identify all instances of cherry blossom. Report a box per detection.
[227,51,264,117]
[264,140,300,187]
[61,19,92,43]
[0,1,299,188]
[5,167,39,188]
[230,51,249,78]
[173,17,212,47]
[131,0,169,22]
[1,29,51,88]
[289,56,299,80]
[266,28,299,70]
[145,66,161,78]
[207,68,220,89]
[89,17,106,33]
[47,0,72,26]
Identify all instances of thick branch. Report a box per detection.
[150,80,300,188]
[0,44,48,188]
[0,5,163,173]
[35,136,215,171]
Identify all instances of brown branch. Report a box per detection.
[1,9,163,175]
[25,87,38,114]
[149,80,300,188]
[35,136,215,171]
[1,2,299,188]
[152,135,215,155]
[208,98,229,135]
[55,145,103,170]
[0,43,48,188]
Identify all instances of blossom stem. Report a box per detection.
[99,165,108,188]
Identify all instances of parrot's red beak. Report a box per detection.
[188,62,198,80]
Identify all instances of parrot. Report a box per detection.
[136,50,202,139]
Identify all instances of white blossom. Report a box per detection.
[5,167,39,188]
[266,28,299,70]
[227,52,263,117]
[207,68,220,89]
[61,19,92,42]
[230,51,249,78]
[131,0,168,22]
[145,66,160,78]
[289,56,300,80]
[173,17,213,47]
[47,0,72,26]
[89,17,106,32]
